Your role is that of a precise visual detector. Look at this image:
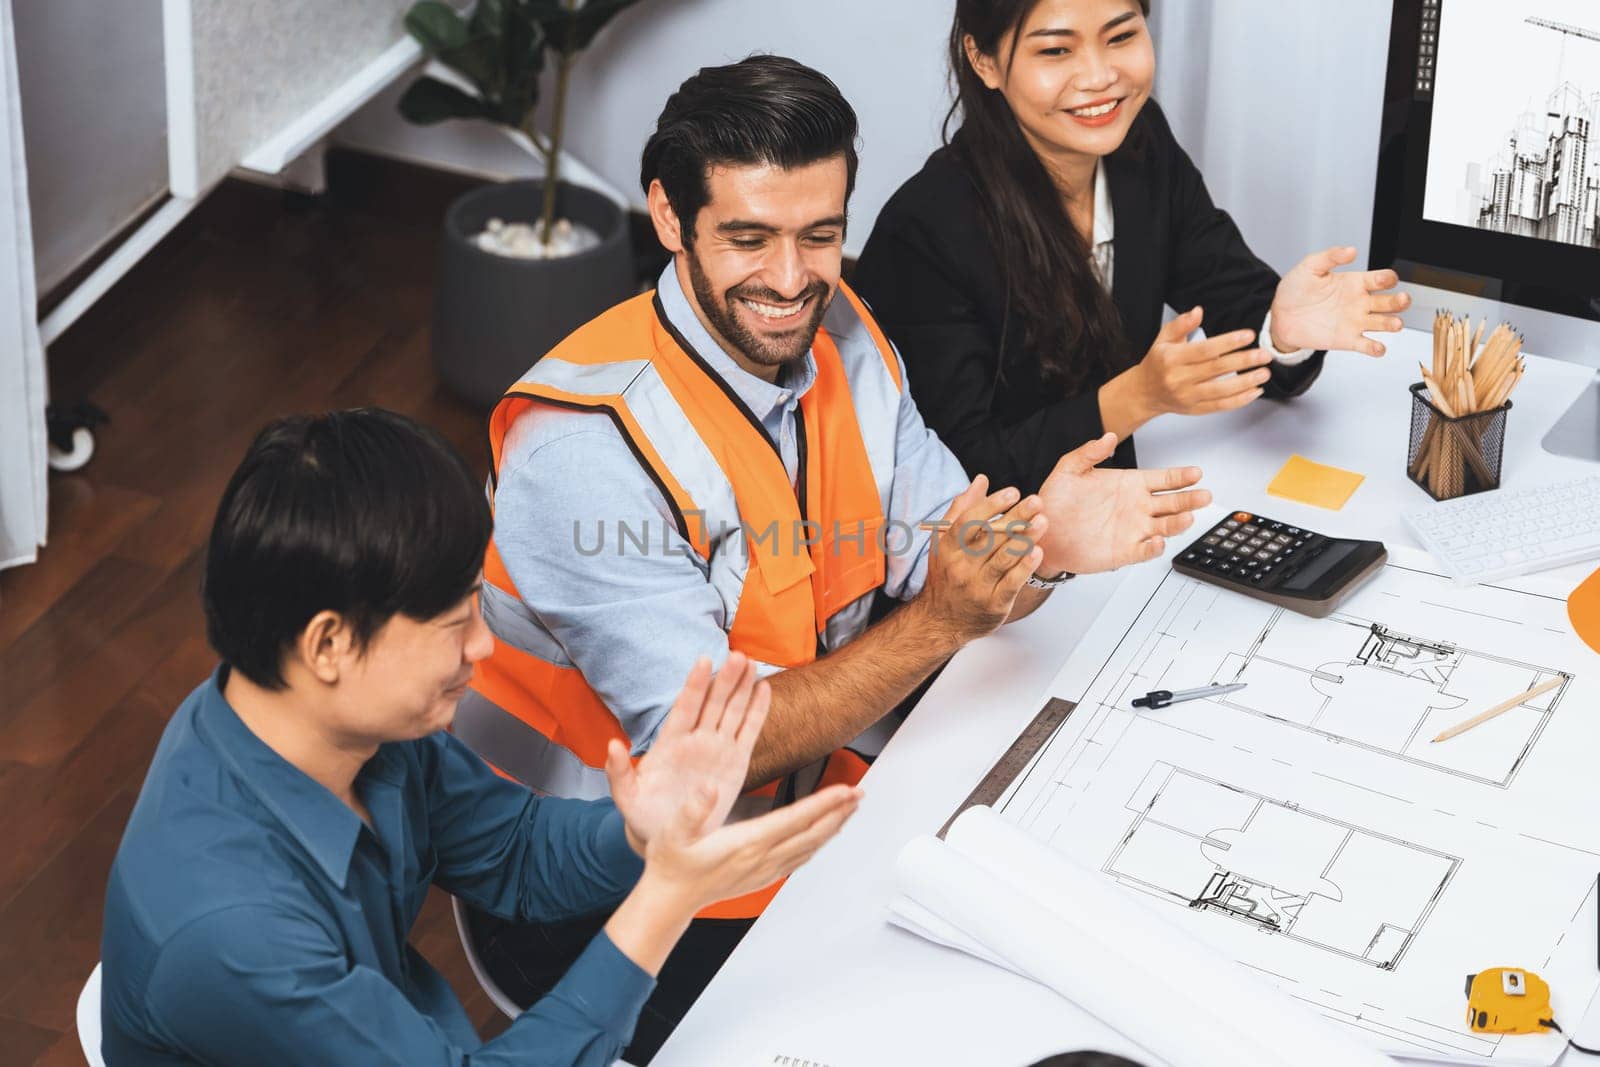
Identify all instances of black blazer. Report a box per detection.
[853,101,1325,495]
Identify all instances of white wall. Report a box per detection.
[336,0,953,256]
[14,0,168,295]
[7,0,1399,299]
[336,75,558,185]
[1151,0,1395,277]
[337,0,1395,272]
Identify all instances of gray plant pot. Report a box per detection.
[432,179,634,409]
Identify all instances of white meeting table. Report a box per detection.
[654,327,1600,1067]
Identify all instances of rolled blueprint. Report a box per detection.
[890,806,1395,1067]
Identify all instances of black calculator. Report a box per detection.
[1172,511,1387,618]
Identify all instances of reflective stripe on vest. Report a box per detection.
[462,284,900,918]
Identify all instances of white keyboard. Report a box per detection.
[1404,474,1600,584]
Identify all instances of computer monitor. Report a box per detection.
[1370,0,1600,461]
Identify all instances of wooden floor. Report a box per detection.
[0,151,522,1063]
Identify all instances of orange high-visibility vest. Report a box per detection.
[458,282,904,918]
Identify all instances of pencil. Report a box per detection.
[1420,371,1456,416]
[1432,675,1565,743]
[1440,310,1452,382]
[1472,326,1514,392]
[1420,314,1529,497]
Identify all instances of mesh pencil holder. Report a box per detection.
[1406,382,1510,502]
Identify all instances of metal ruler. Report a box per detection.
[939,697,1077,838]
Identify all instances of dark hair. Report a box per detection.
[640,54,860,243]
[1027,1055,1147,1067]
[947,0,1151,392]
[202,408,492,690]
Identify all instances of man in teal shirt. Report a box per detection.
[100,408,859,1065]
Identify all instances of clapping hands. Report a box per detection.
[1269,245,1410,358]
[1035,433,1211,574]
[606,653,861,913]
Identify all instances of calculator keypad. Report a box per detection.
[1178,511,1325,587]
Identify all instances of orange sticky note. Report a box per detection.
[1266,454,1365,511]
[1568,566,1600,656]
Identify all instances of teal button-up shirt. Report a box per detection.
[101,668,649,1065]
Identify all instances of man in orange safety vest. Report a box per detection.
[458,55,1211,1063]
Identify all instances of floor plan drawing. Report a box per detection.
[1209,610,1570,787]
[990,552,1600,1062]
[1107,763,1460,971]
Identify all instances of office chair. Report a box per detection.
[77,962,106,1067]
[451,895,523,1021]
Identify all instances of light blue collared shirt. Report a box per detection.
[492,264,969,751]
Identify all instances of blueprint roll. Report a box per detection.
[890,807,1395,1067]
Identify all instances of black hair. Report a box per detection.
[1027,1055,1147,1067]
[640,54,860,243]
[947,0,1151,392]
[202,408,492,690]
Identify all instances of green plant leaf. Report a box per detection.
[498,7,547,106]
[404,2,471,54]
[467,0,510,39]
[505,3,548,64]
[406,0,636,133]
[407,3,506,94]
[454,0,545,126]
[435,34,502,91]
[530,0,648,55]
[397,76,492,124]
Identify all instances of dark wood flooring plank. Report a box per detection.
[0,482,160,652]
[77,309,387,491]
[0,789,137,1032]
[327,328,492,477]
[0,1015,62,1065]
[0,553,203,770]
[32,1028,94,1067]
[0,642,208,907]
[76,319,412,578]
[0,556,168,725]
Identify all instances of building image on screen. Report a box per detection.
[1422,1,1599,250]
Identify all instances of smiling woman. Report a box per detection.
[853,0,1410,494]
[950,0,1155,394]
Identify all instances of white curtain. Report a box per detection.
[0,0,48,571]
[1150,0,1395,276]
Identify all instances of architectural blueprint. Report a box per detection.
[1107,764,1460,973]
[1210,611,1568,788]
[996,550,1600,1063]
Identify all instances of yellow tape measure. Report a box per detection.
[1465,968,1555,1035]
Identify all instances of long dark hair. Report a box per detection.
[946,0,1150,392]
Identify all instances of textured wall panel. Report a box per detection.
[177,0,410,193]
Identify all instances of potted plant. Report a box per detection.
[401,0,645,408]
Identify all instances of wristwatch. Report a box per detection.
[1025,568,1075,590]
